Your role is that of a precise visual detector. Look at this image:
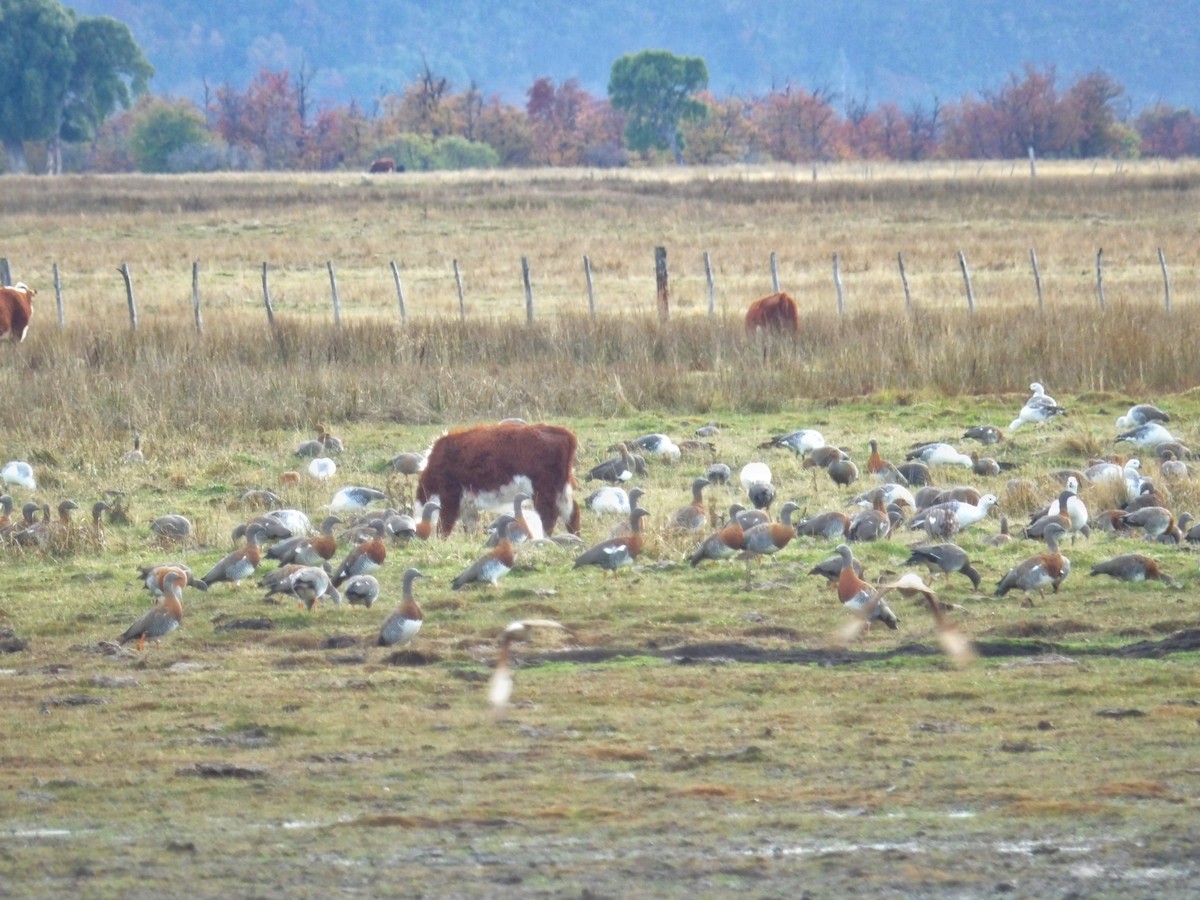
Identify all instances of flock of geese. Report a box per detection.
[4,385,1193,712]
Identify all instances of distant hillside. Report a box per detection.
[68,0,1199,113]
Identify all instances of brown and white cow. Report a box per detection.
[416,422,581,537]
[368,157,396,173]
[0,283,35,343]
[744,291,799,334]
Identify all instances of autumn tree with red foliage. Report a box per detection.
[526,77,625,166]
[1135,104,1200,159]
[751,85,841,163]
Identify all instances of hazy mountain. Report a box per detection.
[68,0,1198,113]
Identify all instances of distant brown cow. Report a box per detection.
[0,283,35,342]
[368,157,396,173]
[745,291,799,333]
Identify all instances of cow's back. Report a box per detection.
[745,291,799,333]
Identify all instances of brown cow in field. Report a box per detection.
[417,422,581,537]
[744,291,799,333]
[0,283,35,343]
[368,157,396,173]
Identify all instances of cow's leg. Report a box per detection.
[532,487,559,536]
[438,488,463,537]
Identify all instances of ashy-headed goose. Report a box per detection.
[996,522,1071,604]
[1089,553,1179,587]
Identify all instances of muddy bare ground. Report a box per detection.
[6,629,1199,898]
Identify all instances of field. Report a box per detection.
[1,163,1200,897]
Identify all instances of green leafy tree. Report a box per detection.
[0,0,151,173]
[60,16,153,145]
[0,0,75,172]
[128,97,208,172]
[607,49,708,164]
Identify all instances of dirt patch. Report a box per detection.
[508,628,1200,668]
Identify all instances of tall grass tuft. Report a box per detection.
[2,301,1197,445]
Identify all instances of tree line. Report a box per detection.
[2,0,1199,175]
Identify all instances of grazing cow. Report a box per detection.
[417,422,581,538]
[0,283,35,343]
[744,291,799,334]
[368,157,396,173]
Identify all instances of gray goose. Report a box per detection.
[574,508,650,578]
[1089,554,1179,587]
[378,569,425,646]
[794,510,851,540]
[902,542,982,590]
[669,477,710,531]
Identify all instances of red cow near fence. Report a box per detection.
[416,422,582,537]
[744,291,799,334]
[0,283,35,343]
[368,157,396,173]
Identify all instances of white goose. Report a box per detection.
[585,485,642,517]
[739,461,772,494]
[852,482,916,510]
[631,433,681,462]
[0,461,36,491]
[1009,382,1067,431]
[1116,403,1170,429]
[307,457,337,480]
[1116,421,1176,449]
[909,493,999,536]
[906,442,973,468]
[762,429,826,458]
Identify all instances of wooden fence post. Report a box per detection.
[897,252,912,313]
[1096,248,1106,310]
[0,258,10,286]
[703,251,715,317]
[654,246,669,322]
[119,262,138,331]
[833,252,845,317]
[583,255,596,318]
[191,261,204,334]
[390,261,408,324]
[1028,146,1037,178]
[1158,248,1172,314]
[261,261,277,330]
[521,256,534,324]
[769,252,780,292]
[957,251,976,315]
[453,258,466,322]
[327,261,342,329]
[52,262,65,328]
[1029,248,1044,312]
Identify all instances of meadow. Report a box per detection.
[0,162,1199,896]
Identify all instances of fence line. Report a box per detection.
[327,261,343,329]
[119,262,138,330]
[53,262,65,328]
[5,245,1189,333]
[191,261,203,333]
[957,251,976,315]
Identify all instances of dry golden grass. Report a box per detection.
[2,161,1198,327]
